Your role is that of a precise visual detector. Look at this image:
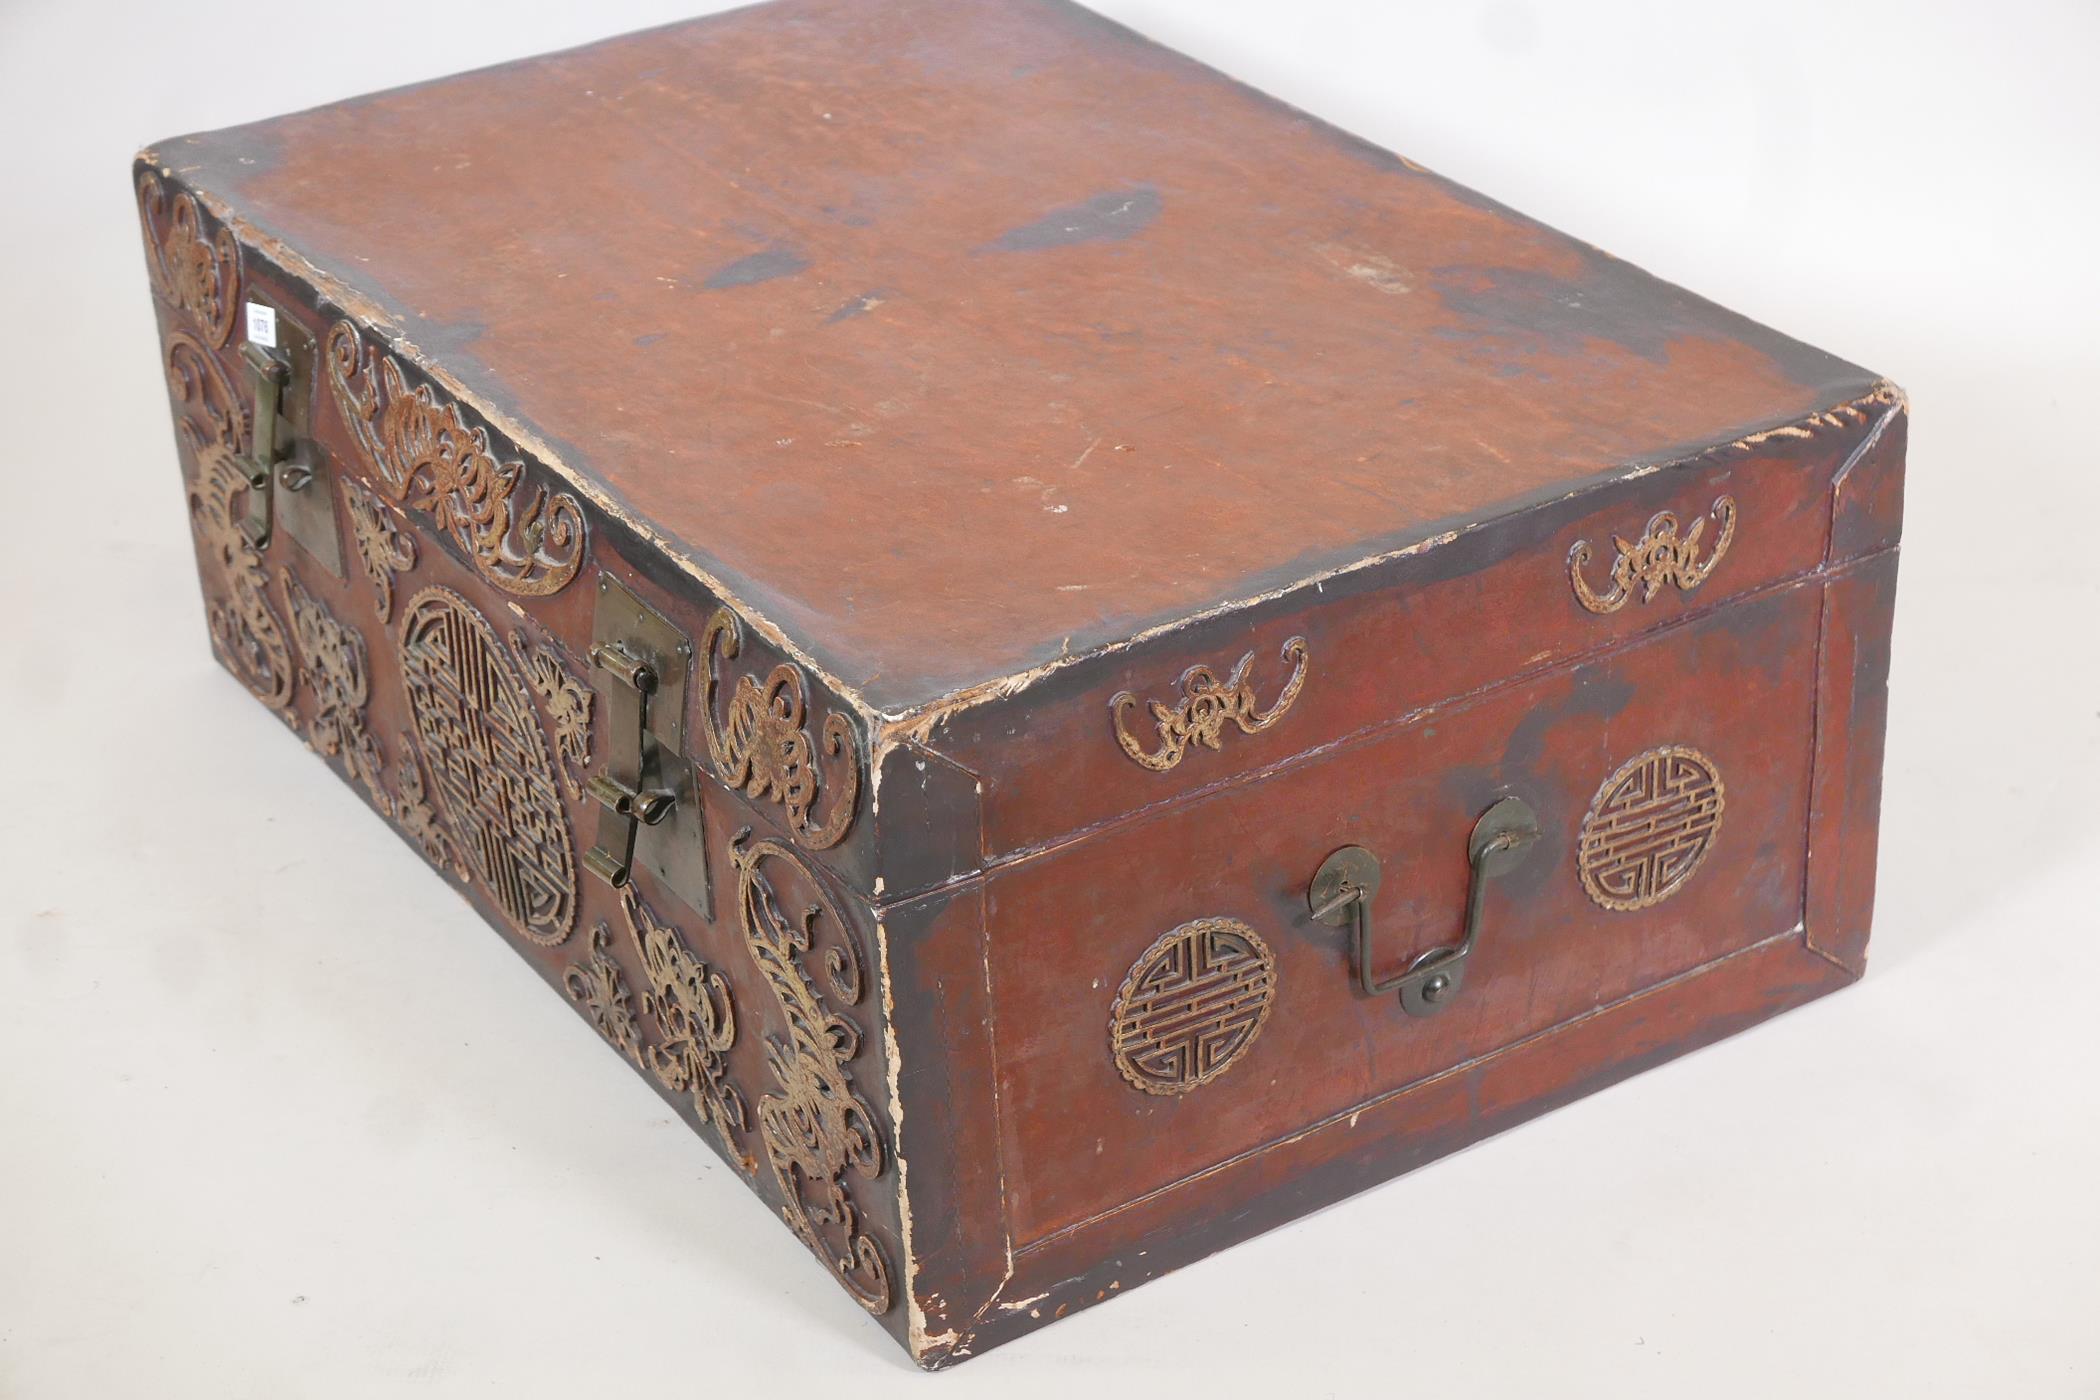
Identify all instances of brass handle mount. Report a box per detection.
[1308,796,1541,1017]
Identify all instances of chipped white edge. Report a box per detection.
[995,1288,1054,1314]
[148,151,1904,789]
[878,378,1905,753]
[1828,387,1905,494]
[885,882,1017,1365]
[874,912,979,1365]
[875,915,947,1362]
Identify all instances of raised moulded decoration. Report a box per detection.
[340,475,418,622]
[393,731,470,882]
[396,586,577,945]
[1569,496,1737,614]
[700,608,860,850]
[564,888,755,1172]
[1110,638,1309,773]
[733,833,892,1314]
[139,172,240,347]
[510,631,594,803]
[280,569,388,813]
[1109,917,1277,1095]
[1577,744,1726,911]
[326,321,585,598]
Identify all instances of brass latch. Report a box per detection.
[584,640,675,881]
[238,340,291,548]
[235,308,344,576]
[584,575,712,915]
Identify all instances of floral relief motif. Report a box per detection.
[563,890,753,1171]
[169,331,294,716]
[700,608,860,850]
[393,734,470,882]
[1568,495,1737,614]
[325,320,586,598]
[139,172,240,347]
[734,833,892,1315]
[510,631,594,801]
[621,889,753,1172]
[340,475,418,621]
[280,569,389,813]
[563,924,644,1065]
[1110,636,1309,772]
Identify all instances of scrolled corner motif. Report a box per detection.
[324,320,586,598]
[138,171,240,347]
[700,608,861,850]
[732,832,892,1315]
[1110,636,1310,773]
[1569,495,1737,615]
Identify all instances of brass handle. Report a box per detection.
[1309,796,1541,1017]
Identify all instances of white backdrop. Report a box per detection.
[2,1,2095,1394]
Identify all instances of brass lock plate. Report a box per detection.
[587,574,712,917]
[592,574,690,753]
[244,301,345,577]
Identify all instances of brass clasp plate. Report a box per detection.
[585,574,712,916]
[236,305,343,576]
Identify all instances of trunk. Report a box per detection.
[133,0,1904,1368]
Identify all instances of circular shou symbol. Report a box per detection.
[1109,917,1277,1096]
[397,587,577,945]
[1577,745,1726,912]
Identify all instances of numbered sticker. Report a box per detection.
[245,302,278,349]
